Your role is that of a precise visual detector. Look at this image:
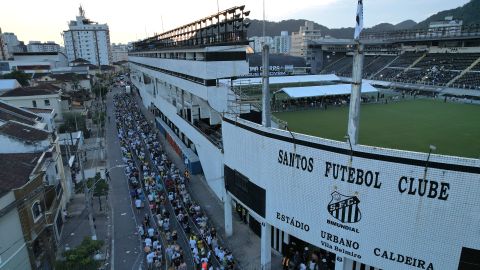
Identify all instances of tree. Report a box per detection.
[92,84,108,99]
[87,173,109,211]
[55,237,104,270]
[71,74,80,91]
[59,112,90,138]
[1,70,31,86]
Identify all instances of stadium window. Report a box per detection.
[32,100,37,108]
[44,99,50,106]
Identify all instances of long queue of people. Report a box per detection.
[113,93,235,270]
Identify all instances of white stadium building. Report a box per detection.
[129,7,480,270]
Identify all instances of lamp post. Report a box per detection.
[96,165,126,211]
[84,164,126,239]
[424,145,436,180]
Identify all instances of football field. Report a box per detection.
[274,99,480,158]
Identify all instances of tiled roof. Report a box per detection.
[31,73,50,79]
[49,73,89,81]
[0,101,41,126]
[0,152,42,196]
[0,121,49,142]
[0,84,60,97]
[71,58,90,63]
[21,107,54,114]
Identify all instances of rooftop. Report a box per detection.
[0,121,50,142]
[0,152,42,197]
[36,73,89,81]
[0,79,21,91]
[22,107,54,114]
[0,84,60,97]
[0,101,41,126]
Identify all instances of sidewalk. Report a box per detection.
[57,104,111,268]
[57,193,111,266]
[134,92,282,269]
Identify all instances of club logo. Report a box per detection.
[327,191,361,223]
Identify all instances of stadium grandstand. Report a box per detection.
[310,22,480,93]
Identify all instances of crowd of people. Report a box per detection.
[113,92,235,270]
[282,245,336,270]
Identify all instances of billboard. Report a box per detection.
[222,118,480,270]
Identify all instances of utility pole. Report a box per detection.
[79,148,97,240]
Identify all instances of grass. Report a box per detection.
[274,99,480,158]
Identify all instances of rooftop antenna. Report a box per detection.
[79,5,85,17]
[262,0,266,44]
[161,16,165,33]
[261,0,271,128]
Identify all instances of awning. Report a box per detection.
[278,83,378,99]
[229,74,340,86]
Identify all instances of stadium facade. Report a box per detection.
[129,8,480,270]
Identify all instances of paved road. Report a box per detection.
[106,88,145,270]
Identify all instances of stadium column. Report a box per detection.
[224,192,233,237]
[335,256,346,270]
[260,222,272,270]
[347,42,365,145]
[262,43,271,128]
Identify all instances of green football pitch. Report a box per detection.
[274,99,480,158]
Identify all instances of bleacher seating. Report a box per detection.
[413,53,480,70]
[394,69,424,83]
[320,56,352,74]
[452,72,480,90]
[471,61,480,71]
[339,55,377,77]
[318,50,480,90]
[373,67,403,80]
[364,55,396,77]
[389,51,424,68]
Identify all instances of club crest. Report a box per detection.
[327,191,361,223]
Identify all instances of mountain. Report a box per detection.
[416,0,480,28]
[246,0,480,38]
[247,19,328,37]
[247,19,417,39]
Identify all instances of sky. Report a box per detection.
[0,0,470,45]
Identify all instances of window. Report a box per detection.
[44,99,50,106]
[32,100,37,107]
[31,201,43,222]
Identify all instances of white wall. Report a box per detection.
[0,192,32,270]
[133,79,226,199]
[129,54,248,80]
[222,117,480,270]
[34,112,56,132]
[0,94,63,121]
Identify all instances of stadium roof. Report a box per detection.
[278,83,378,99]
[230,74,340,86]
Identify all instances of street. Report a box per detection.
[106,87,145,270]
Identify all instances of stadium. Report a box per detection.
[128,5,480,270]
